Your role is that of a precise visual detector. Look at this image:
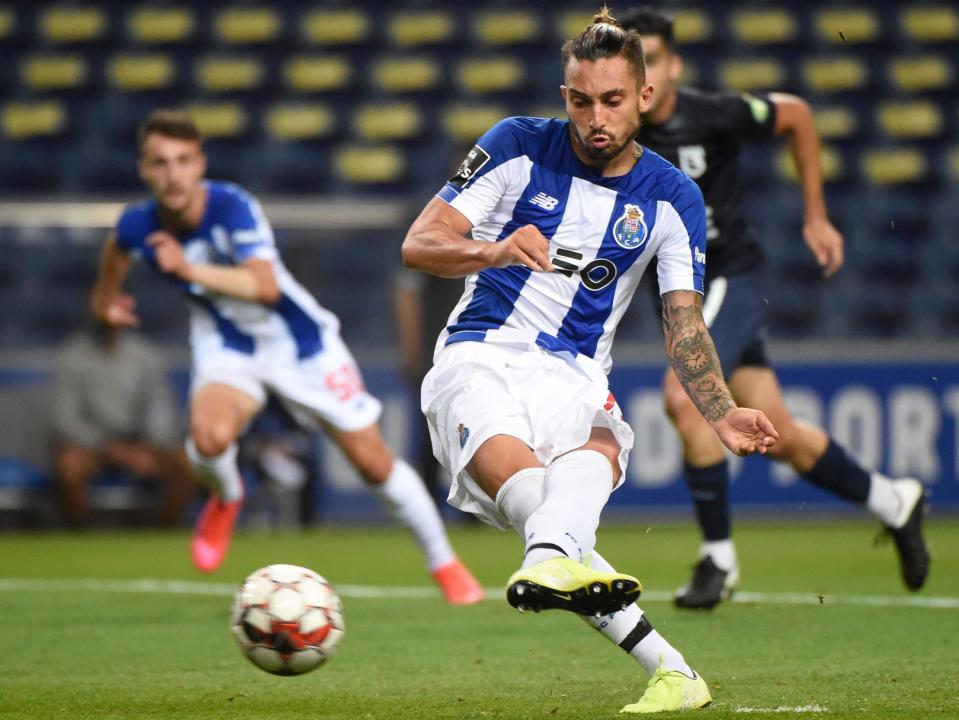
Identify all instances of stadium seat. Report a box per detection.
[370,56,442,94]
[184,102,248,139]
[1,100,66,139]
[0,7,14,43]
[877,101,943,139]
[127,6,195,45]
[472,10,540,46]
[813,8,882,44]
[887,56,953,93]
[900,6,959,43]
[775,144,844,183]
[672,9,715,44]
[861,148,929,185]
[20,54,88,92]
[812,106,859,140]
[730,8,798,45]
[718,58,787,92]
[264,104,335,142]
[196,56,264,93]
[107,54,177,92]
[443,104,509,143]
[300,9,370,45]
[457,56,524,95]
[387,11,455,47]
[333,144,405,184]
[556,11,595,41]
[353,103,423,142]
[39,6,107,44]
[802,56,870,93]
[213,6,282,45]
[284,56,352,93]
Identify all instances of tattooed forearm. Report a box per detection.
[661,291,736,423]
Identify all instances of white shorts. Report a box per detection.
[191,331,382,433]
[421,341,634,530]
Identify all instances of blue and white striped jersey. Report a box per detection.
[115,180,336,361]
[436,116,707,374]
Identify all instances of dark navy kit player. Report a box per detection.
[621,7,929,609]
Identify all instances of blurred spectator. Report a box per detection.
[52,321,195,527]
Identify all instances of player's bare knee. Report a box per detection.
[191,422,235,458]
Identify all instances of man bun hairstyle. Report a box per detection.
[562,5,646,84]
[137,109,202,154]
[619,6,676,50]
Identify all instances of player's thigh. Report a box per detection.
[467,435,542,500]
[190,382,262,454]
[704,273,769,376]
[56,444,102,485]
[323,421,394,485]
[566,426,621,486]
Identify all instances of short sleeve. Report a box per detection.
[655,180,707,296]
[436,117,528,227]
[715,92,778,143]
[114,205,151,254]
[221,191,278,263]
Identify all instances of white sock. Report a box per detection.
[701,539,737,572]
[372,459,455,571]
[867,472,911,527]
[581,550,693,677]
[494,467,545,537]
[522,450,613,567]
[185,438,244,503]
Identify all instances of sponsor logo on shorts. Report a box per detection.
[457,423,470,448]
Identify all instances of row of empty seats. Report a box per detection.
[3,4,957,47]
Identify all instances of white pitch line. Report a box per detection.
[734,705,829,714]
[0,579,956,609]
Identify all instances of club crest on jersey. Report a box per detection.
[613,204,648,250]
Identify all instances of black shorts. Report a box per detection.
[653,270,769,377]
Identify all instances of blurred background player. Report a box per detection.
[52,319,195,528]
[620,6,930,609]
[404,10,780,712]
[88,109,482,604]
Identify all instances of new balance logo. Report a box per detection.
[694,248,706,264]
[530,192,559,210]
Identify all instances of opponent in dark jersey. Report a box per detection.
[621,7,929,609]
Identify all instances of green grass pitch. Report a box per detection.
[0,518,956,719]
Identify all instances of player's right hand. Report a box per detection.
[96,293,141,327]
[488,224,554,272]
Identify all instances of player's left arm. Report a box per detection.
[661,289,778,456]
[770,92,844,277]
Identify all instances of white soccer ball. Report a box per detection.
[230,564,345,675]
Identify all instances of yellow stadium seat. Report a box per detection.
[901,7,959,43]
[443,104,508,142]
[214,7,281,44]
[862,148,928,185]
[185,103,247,139]
[334,145,405,184]
[814,8,881,44]
[108,54,176,92]
[877,101,943,139]
[354,103,422,141]
[473,11,539,45]
[0,7,16,41]
[731,9,798,45]
[1,101,66,139]
[39,6,107,43]
[680,60,699,86]
[813,107,859,140]
[557,12,595,41]
[284,56,352,93]
[21,55,87,91]
[718,59,786,91]
[776,144,843,183]
[802,57,869,93]
[888,56,953,93]
[527,105,565,121]
[196,57,264,93]
[127,7,195,44]
[672,9,713,44]
[388,11,455,47]
[301,9,370,45]
[457,57,524,94]
[371,57,441,93]
[265,104,335,141]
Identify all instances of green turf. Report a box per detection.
[0,519,956,719]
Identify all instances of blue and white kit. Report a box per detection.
[115,180,381,431]
[421,117,707,527]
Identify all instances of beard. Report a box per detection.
[571,119,641,167]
